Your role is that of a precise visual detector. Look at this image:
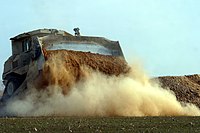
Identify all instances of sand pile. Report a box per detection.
[44,50,129,75]
[158,74,200,108]
[39,50,129,94]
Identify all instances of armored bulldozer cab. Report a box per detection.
[1,28,125,102]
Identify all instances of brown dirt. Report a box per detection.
[39,50,129,94]
[157,74,200,108]
[44,50,129,75]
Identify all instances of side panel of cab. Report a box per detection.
[2,38,32,84]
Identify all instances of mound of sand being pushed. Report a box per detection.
[39,50,129,94]
[158,74,200,108]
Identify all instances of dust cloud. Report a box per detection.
[4,52,200,116]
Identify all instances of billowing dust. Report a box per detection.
[4,50,200,116]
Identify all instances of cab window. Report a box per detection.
[22,39,31,52]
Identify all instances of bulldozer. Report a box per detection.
[1,28,128,102]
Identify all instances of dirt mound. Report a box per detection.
[39,50,129,94]
[157,74,200,108]
[44,50,129,75]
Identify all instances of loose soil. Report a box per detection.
[44,50,129,75]
[39,50,129,94]
[157,74,200,108]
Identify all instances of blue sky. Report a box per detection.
[0,0,200,78]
